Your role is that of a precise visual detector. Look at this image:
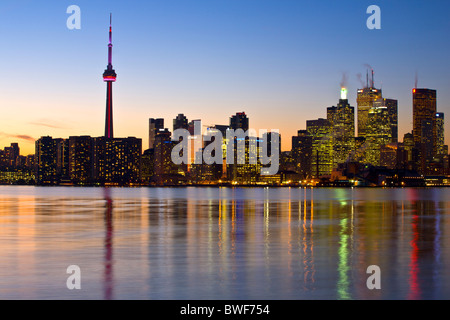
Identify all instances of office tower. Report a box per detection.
[209,125,229,178]
[413,88,437,155]
[113,137,142,184]
[55,138,69,181]
[230,112,249,131]
[25,155,35,170]
[103,14,117,139]
[4,143,20,167]
[261,131,281,175]
[402,132,415,168]
[149,118,164,149]
[226,140,261,183]
[374,98,398,143]
[380,144,398,169]
[187,119,203,169]
[10,143,19,167]
[69,136,92,184]
[92,137,142,185]
[420,118,435,173]
[154,131,178,183]
[357,72,382,138]
[141,148,155,183]
[292,130,312,179]
[35,137,58,184]
[365,106,391,166]
[173,114,189,131]
[306,118,333,178]
[227,112,259,183]
[197,129,223,182]
[436,112,445,156]
[327,94,355,168]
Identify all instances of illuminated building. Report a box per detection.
[2,143,20,167]
[413,88,437,173]
[103,14,117,139]
[56,139,69,181]
[187,119,203,173]
[141,149,155,184]
[291,130,312,179]
[25,155,35,170]
[226,113,260,183]
[226,136,261,184]
[35,136,58,184]
[230,112,249,131]
[380,144,398,169]
[436,112,445,156]
[0,168,35,185]
[327,92,355,168]
[212,125,229,178]
[357,74,382,138]
[260,131,281,177]
[200,127,223,182]
[69,136,92,184]
[154,130,178,184]
[173,113,189,131]
[374,98,398,143]
[149,118,164,149]
[92,137,142,185]
[364,106,391,166]
[306,118,333,178]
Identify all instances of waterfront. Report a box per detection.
[0,186,449,300]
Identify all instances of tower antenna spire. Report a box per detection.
[366,70,369,88]
[372,69,374,87]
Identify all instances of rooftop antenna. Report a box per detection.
[366,70,369,88]
[372,69,374,87]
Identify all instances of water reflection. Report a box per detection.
[103,188,114,300]
[0,186,449,299]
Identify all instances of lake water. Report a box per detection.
[0,186,449,300]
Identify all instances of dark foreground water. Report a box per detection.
[0,186,449,300]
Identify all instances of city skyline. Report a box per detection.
[1,1,450,155]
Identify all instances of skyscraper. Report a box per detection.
[292,130,312,179]
[413,88,437,172]
[436,112,445,156]
[413,88,437,146]
[306,118,333,178]
[327,93,355,168]
[230,112,249,131]
[357,72,382,138]
[69,136,92,184]
[149,118,164,149]
[154,130,178,183]
[173,114,189,131]
[365,106,391,166]
[35,136,58,184]
[374,98,398,143]
[103,14,117,139]
[92,136,142,184]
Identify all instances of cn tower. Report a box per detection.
[103,14,117,139]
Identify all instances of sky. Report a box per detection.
[1,0,450,155]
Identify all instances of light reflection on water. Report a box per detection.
[0,186,449,300]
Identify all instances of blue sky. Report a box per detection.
[0,0,449,153]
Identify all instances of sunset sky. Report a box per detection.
[1,0,449,155]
